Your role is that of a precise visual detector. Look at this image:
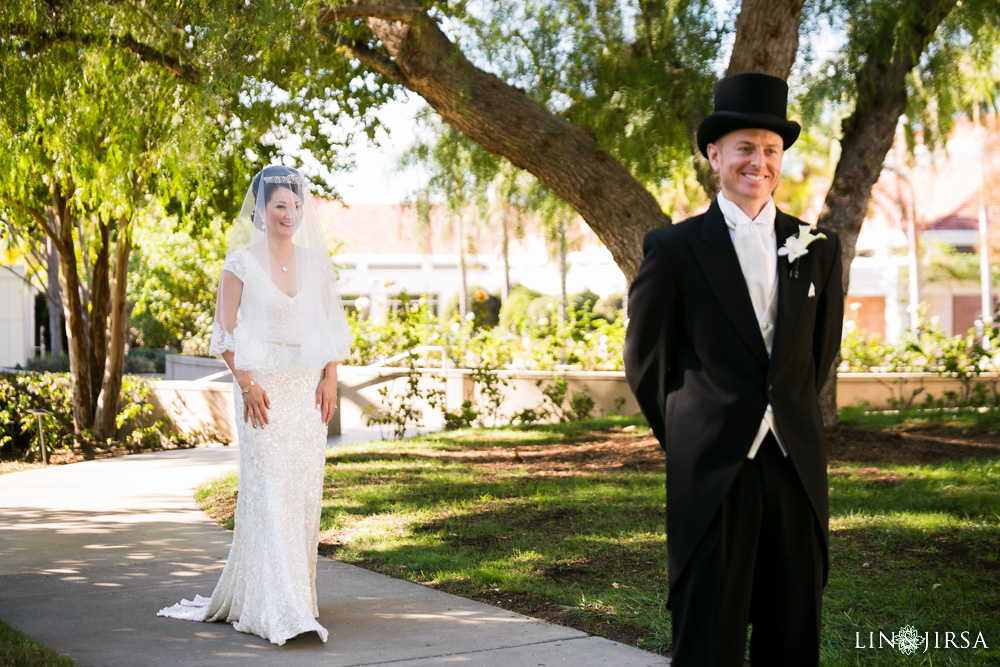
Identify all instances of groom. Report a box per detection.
[624,72,844,665]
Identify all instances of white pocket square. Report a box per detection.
[808,282,816,297]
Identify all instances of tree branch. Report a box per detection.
[341,0,668,281]
[318,1,426,26]
[316,27,408,85]
[726,0,805,79]
[10,27,201,84]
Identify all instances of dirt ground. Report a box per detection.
[423,423,1000,474]
[5,421,997,477]
[825,424,1000,464]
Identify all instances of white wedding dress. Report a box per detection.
[158,250,330,645]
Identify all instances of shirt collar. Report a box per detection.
[718,193,776,233]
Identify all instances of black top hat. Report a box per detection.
[696,72,801,158]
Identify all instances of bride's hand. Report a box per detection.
[240,378,270,428]
[316,376,338,424]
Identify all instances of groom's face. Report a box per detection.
[707,128,784,218]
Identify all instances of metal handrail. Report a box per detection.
[343,345,448,375]
[193,345,449,383]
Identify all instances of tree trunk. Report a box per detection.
[726,0,805,80]
[814,0,957,425]
[456,212,468,318]
[49,183,93,436]
[819,360,840,430]
[558,222,568,324]
[45,237,63,357]
[500,205,510,303]
[88,218,111,416]
[325,3,669,282]
[94,223,132,441]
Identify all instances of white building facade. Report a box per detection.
[0,264,37,368]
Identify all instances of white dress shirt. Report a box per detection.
[717,193,787,459]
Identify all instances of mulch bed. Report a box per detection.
[423,423,1000,473]
[826,425,1000,465]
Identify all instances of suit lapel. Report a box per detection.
[690,200,769,365]
[769,212,812,374]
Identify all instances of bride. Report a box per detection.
[158,165,351,645]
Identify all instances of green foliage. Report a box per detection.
[29,350,168,375]
[518,300,627,370]
[363,360,446,440]
[347,294,443,367]
[498,285,543,332]
[536,378,597,423]
[0,372,75,454]
[128,213,227,352]
[349,291,625,372]
[442,287,502,330]
[465,332,512,428]
[444,400,479,431]
[592,292,624,323]
[922,239,1000,284]
[799,0,1000,159]
[350,295,621,436]
[841,312,1000,408]
[841,313,1000,376]
[26,355,71,373]
[460,0,722,189]
[0,371,191,458]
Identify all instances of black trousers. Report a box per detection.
[669,434,824,666]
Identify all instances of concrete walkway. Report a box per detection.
[0,431,669,666]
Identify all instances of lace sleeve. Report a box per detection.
[221,250,248,282]
[208,251,247,357]
[208,319,237,357]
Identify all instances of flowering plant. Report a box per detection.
[778,225,826,277]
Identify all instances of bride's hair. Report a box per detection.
[250,166,305,229]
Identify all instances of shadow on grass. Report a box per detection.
[823,522,999,666]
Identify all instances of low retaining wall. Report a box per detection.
[836,372,1000,409]
[150,380,238,443]
[156,355,998,442]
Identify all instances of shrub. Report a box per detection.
[442,286,502,329]
[840,312,1000,407]
[0,371,192,461]
[26,354,71,373]
[568,288,601,317]
[526,295,559,327]
[498,285,542,332]
[593,293,624,323]
[124,348,169,374]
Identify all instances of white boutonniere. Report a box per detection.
[778,225,826,277]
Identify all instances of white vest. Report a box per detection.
[718,194,787,458]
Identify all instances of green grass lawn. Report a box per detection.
[195,411,1000,664]
[839,405,1000,434]
[0,620,76,667]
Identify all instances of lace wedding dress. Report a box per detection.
[158,250,330,645]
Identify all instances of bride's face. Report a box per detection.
[265,186,302,239]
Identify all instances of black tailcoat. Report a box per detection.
[624,200,844,591]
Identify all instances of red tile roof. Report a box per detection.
[314,201,604,256]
